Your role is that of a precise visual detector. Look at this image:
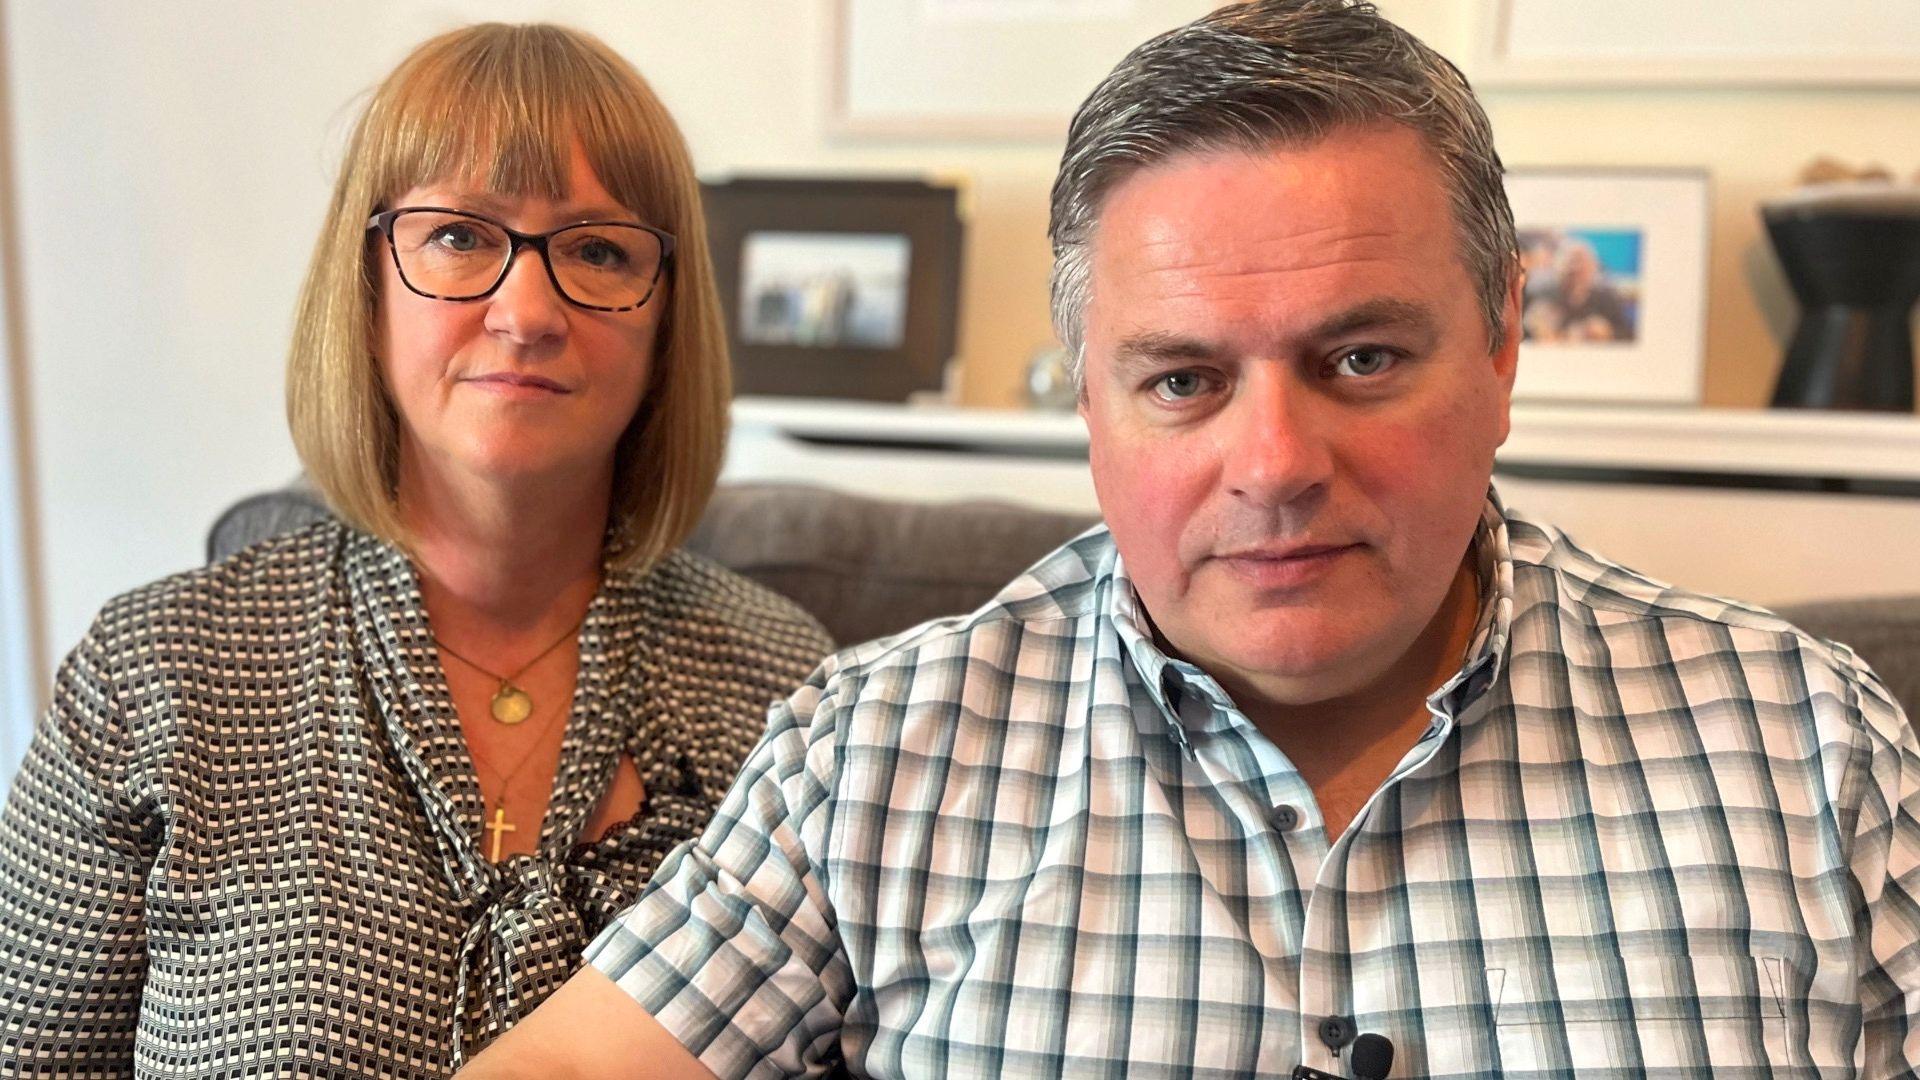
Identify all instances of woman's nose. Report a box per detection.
[482,248,569,346]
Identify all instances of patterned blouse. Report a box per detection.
[0,521,832,1077]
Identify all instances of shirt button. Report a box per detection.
[1269,804,1301,831]
[1318,1015,1355,1050]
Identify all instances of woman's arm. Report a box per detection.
[457,967,719,1080]
[0,628,152,1071]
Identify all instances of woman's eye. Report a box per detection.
[427,224,482,252]
[1333,348,1398,378]
[1153,371,1207,400]
[576,238,630,269]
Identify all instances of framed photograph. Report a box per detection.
[1471,0,1920,87]
[703,177,963,402]
[830,0,1212,138]
[1507,169,1710,406]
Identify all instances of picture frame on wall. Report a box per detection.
[702,177,963,402]
[1471,0,1920,87]
[1506,169,1710,406]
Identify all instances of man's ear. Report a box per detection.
[1491,268,1523,446]
[1493,269,1523,390]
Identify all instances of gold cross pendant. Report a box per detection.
[485,805,517,861]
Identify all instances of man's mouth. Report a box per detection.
[1211,542,1362,587]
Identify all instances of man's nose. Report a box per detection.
[1219,371,1334,507]
[482,247,569,346]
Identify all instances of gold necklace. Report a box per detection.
[434,615,586,724]
[465,699,571,861]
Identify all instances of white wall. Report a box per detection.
[2,0,1917,736]
[6,3,385,681]
[0,0,43,778]
[0,306,31,779]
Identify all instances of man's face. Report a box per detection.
[1078,124,1520,709]
[1562,244,1599,293]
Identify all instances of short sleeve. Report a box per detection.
[587,664,852,1080]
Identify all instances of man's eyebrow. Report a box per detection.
[1107,298,1442,375]
[1110,331,1229,377]
[1307,298,1442,342]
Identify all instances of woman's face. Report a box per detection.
[374,141,667,500]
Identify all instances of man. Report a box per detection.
[1524,239,1634,343]
[464,2,1920,1076]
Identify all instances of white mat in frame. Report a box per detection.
[1506,169,1710,406]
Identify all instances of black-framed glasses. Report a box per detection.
[366,207,676,313]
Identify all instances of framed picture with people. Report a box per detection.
[1506,168,1710,404]
[702,176,963,402]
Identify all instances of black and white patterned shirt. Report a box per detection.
[591,496,1920,1079]
[0,520,831,1077]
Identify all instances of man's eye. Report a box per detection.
[1333,349,1398,377]
[1153,372,1207,400]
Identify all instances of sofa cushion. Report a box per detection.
[205,486,330,563]
[684,483,1099,646]
[205,482,1100,648]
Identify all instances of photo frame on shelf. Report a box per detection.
[1470,0,1920,87]
[829,0,1211,138]
[702,177,963,402]
[1506,169,1710,406]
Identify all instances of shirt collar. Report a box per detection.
[1103,490,1517,747]
[1431,490,1513,720]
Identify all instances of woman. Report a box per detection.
[0,24,830,1076]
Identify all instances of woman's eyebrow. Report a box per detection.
[558,204,640,222]
[403,191,637,223]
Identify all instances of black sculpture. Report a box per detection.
[1764,186,1920,412]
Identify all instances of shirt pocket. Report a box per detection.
[1488,948,1804,1076]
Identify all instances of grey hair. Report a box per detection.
[1048,0,1518,381]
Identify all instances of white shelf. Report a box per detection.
[732,396,1088,451]
[1501,403,1920,482]
[734,396,1920,483]
[726,397,1920,605]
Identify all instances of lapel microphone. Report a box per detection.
[1291,1032,1395,1080]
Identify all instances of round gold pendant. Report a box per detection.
[490,684,534,725]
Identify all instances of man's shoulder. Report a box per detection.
[1503,509,1906,735]
[816,524,1115,698]
[1505,510,1788,631]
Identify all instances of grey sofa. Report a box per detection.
[209,482,1920,721]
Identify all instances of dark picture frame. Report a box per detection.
[702,177,963,401]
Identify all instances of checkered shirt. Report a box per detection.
[588,494,1920,1079]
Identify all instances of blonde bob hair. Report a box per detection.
[287,23,728,573]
